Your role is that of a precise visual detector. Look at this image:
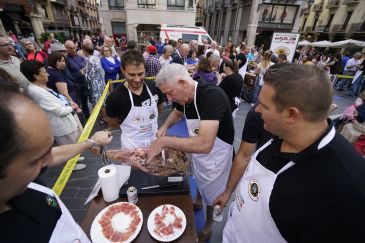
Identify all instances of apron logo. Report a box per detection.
[192,128,199,135]
[149,113,156,120]
[132,116,144,124]
[46,195,60,209]
[248,179,260,201]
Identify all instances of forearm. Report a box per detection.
[50,141,91,166]
[224,142,255,194]
[160,135,214,154]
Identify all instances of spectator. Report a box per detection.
[0,37,30,91]
[21,38,48,64]
[192,57,218,85]
[127,40,137,51]
[100,45,121,87]
[336,52,361,91]
[252,51,273,103]
[145,45,161,77]
[83,43,107,122]
[197,44,206,62]
[158,45,173,69]
[219,59,244,117]
[104,36,118,57]
[278,53,287,63]
[64,40,89,121]
[205,41,220,56]
[172,43,189,65]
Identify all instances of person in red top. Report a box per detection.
[21,39,48,64]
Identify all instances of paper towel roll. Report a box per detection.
[98,165,119,202]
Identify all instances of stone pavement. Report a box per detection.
[38,90,355,242]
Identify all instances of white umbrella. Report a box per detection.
[298,40,311,46]
[310,40,332,47]
[328,39,365,48]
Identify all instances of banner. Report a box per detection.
[269,32,300,63]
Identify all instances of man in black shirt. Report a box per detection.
[221,63,365,242]
[147,63,234,241]
[0,88,113,243]
[106,50,164,149]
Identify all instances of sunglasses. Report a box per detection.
[179,41,184,43]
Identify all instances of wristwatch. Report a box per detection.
[86,138,96,149]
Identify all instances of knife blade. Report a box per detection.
[141,183,178,190]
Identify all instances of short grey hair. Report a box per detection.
[208,53,221,63]
[163,45,173,54]
[156,63,193,86]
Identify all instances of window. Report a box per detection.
[342,11,353,31]
[188,0,193,7]
[112,22,126,35]
[138,0,156,9]
[202,35,211,44]
[108,0,124,10]
[167,0,185,10]
[182,34,198,43]
[326,14,334,28]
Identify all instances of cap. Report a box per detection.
[148,45,157,54]
[50,43,66,53]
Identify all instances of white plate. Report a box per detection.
[90,202,143,243]
[147,204,187,242]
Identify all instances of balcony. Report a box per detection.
[258,22,293,30]
[312,3,323,12]
[342,0,360,5]
[331,24,348,33]
[326,0,340,8]
[305,26,313,32]
[348,23,365,33]
[316,25,330,32]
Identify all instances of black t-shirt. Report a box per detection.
[241,103,272,148]
[236,53,247,69]
[256,122,365,242]
[219,73,244,111]
[175,81,234,144]
[0,185,62,243]
[106,80,165,121]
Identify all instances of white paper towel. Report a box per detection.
[98,165,119,202]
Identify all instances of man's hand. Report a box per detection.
[213,190,231,211]
[91,131,113,147]
[146,138,164,163]
[156,126,168,137]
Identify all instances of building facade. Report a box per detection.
[0,0,100,43]
[99,0,196,43]
[202,0,307,48]
[301,0,365,42]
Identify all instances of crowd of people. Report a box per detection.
[1,31,365,243]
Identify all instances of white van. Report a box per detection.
[160,24,213,44]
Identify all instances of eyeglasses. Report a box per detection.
[0,43,12,47]
[178,41,184,43]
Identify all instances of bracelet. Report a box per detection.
[86,138,96,149]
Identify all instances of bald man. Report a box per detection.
[0,87,114,242]
[104,36,118,57]
[65,40,89,120]
[77,38,100,57]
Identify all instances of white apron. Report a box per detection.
[186,81,233,206]
[222,139,294,243]
[238,59,248,81]
[27,182,91,243]
[120,83,158,149]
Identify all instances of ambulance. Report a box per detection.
[160,24,213,44]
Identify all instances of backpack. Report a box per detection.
[34,51,49,68]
